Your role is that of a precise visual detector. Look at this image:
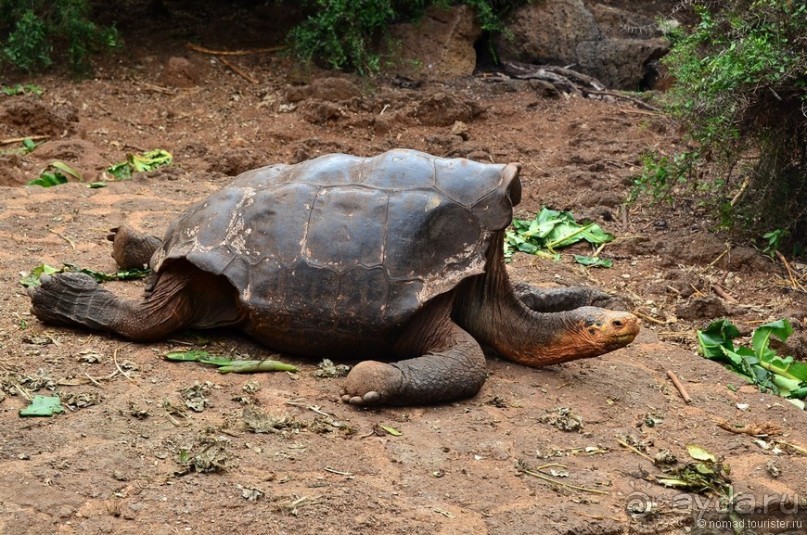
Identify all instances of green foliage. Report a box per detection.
[698,318,807,409]
[1,0,120,74]
[1,83,43,96]
[504,207,614,266]
[640,0,806,252]
[288,0,523,73]
[106,149,173,180]
[289,0,398,74]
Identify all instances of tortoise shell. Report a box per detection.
[152,149,519,337]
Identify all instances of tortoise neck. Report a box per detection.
[453,233,586,367]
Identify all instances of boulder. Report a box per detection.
[388,5,481,81]
[497,0,671,89]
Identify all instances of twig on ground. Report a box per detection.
[616,438,656,463]
[218,57,258,85]
[666,370,692,404]
[775,251,806,292]
[634,310,666,325]
[0,135,49,145]
[712,284,737,303]
[48,229,76,250]
[113,347,134,382]
[518,466,610,495]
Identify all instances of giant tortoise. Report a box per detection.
[29,149,639,405]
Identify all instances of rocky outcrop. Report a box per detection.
[496,0,672,89]
[388,5,481,81]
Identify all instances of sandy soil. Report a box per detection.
[0,4,805,534]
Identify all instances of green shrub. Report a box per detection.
[288,0,523,74]
[1,0,120,74]
[638,0,806,253]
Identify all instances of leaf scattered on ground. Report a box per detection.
[106,149,173,180]
[165,349,298,374]
[242,407,302,434]
[314,358,350,378]
[655,444,732,496]
[180,381,214,412]
[538,407,583,432]
[176,437,231,475]
[20,263,150,288]
[504,207,614,266]
[19,395,64,417]
[698,318,807,408]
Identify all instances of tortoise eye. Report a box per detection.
[612,319,624,328]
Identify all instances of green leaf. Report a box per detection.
[573,255,614,268]
[22,138,37,152]
[165,350,298,373]
[19,395,64,417]
[379,424,402,436]
[107,149,173,180]
[62,264,151,283]
[751,319,793,361]
[165,350,213,362]
[27,171,68,187]
[686,444,716,462]
[504,207,615,263]
[49,161,83,181]
[19,263,59,287]
[697,319,740,359]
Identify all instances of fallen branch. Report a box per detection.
[0,135,49,145]
[715,419,781,437]
[501,61,662,111]
[666,369,692,404]
[185,43,286,56]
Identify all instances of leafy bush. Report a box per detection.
[635,0,806,254]
[288,0,522,74]
[0,0,120,74]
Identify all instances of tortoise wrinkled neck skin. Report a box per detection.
[453,232,640,367]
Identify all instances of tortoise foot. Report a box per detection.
[28,273,102,327]
[340,361,404,406]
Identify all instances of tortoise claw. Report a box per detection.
[340,391,381,405]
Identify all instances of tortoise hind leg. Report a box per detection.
[29,265,245,341]
[107,225,163,269]
[341,295,486,406]
[513,282,628,311]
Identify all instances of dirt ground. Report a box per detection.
[1,4,806,535]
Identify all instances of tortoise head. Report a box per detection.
[503,306,640,368]
[559,306,640,360]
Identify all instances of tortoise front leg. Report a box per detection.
[341,295,487,406]
[512,282,627,311]
[29,265,245,341]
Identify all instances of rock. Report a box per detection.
[576,38,668,90]
[450,121,470,140]
[207,148,263,176]
[496,0,601,65]
[496,0,671,89]
[388,5,481,81]
[675,296,728,321]
[412,92,485,126]
[160,56,203,88]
